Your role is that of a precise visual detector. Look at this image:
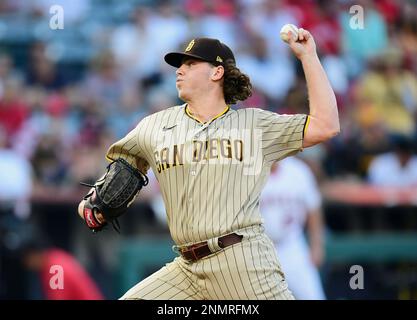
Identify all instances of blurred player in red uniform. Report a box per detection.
[22,241,104,300]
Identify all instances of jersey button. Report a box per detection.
[190,170,196,176]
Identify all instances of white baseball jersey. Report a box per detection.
[260,157,321,244]
[106,104,308,246]
[260,157,326,300]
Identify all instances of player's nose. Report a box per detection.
[176,65,185,76]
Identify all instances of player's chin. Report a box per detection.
[177,89,189,102]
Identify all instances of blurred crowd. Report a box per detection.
[1,0,417,299]
[1,0,417,195]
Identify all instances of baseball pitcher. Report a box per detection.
[77,28,339,299]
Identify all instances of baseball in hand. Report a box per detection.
[280,24,299,43]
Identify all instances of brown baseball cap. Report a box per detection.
[164,37,236,68]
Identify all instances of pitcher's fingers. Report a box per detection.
[287,31,296,44]
[299,28,311,41]
[78,200,85,219]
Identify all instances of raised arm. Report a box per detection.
[286,28,340,148]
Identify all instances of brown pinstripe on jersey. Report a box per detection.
[106,104,307,246]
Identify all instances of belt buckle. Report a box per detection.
[182,242,206,261]
[190,247,199,261]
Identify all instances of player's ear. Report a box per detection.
[211,65,224,81]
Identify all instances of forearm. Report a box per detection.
[301,54,340,144]
[307,208,325,266]
[309,221,324,251]
[307,209,324,250]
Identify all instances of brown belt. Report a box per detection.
[179,233,243,262]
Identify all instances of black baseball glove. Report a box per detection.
[80,158,149,233]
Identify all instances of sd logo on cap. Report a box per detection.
[164,37,235,68]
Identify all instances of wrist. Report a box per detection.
[300,53,319,64]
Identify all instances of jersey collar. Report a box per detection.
[185,104,230,125]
